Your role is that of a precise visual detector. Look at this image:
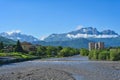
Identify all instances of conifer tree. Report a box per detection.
[0,41,4,50]
[15,40,23,52]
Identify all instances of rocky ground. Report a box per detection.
[0,55,120,80]
[0,68,74,80]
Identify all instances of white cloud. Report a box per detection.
[6,30,21,35]
[66,33,118,38]
[75,25,83,30]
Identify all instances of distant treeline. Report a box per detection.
[0,40,80,58]
[31,46,80,57]
[80,48,120,61]
[1,40,120,61]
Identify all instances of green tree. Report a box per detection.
[46,46,57,57]
[110,49,120,61]
[15,40,24,52]
[88,50,94,59]
[98,50,109,60]
[80,48,89,56]
[37,46,46,56]
[56,46,63,52]
[0,42,4,50]
[59,47,70,57]
[93,50,99,60]
[58,47,78,57]
[89,50,99,60]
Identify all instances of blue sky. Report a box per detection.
[0,0,120,38]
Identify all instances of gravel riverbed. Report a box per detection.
[0,55,120,80]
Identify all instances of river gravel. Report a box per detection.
[0,55,120,80]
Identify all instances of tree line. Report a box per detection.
[1,40,120,61]
[0,40,80,58]
[33,45,79,57]
[80,48,120,61]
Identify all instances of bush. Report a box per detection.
[89,50,109,60]
[110,49,120,61]
[89,50,99,60]
[46,46,57,57]
[29,51,36,55]
[98,50,109,60]
[0,50,4,53]
[36,46,46,56]
[0,53,7,57]
[58,47,79,57]
[88,50,93,59]
[89,49,120,61]
[93,50,99,60]
[59,47,70,57]
[80,48,89,56]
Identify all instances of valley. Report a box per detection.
[0,0,120,80]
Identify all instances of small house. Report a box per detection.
[21,42,36,52]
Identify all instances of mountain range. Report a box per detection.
[44,27,119,42]
[0,27,120,48]
[0,31,39,43]
[0,36,15,45]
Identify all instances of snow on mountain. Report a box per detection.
[66,27,119,38]
[6,30,21,35]
[40,36,48,41]
[44,27,119,42]
[0,31,39,42]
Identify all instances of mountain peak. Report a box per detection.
[75,27,95,31]
[69,27,99,35]
[44,27,119,42]
[6,30,21,35]
[67,27,119,38]
[0,31,39,42]
[101,29,118,35]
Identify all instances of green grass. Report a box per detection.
[0,52,37,59]
[0,52,40,65]
[0,53,7,56]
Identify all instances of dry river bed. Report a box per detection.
[0,55,120,80]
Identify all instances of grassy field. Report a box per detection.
[0,52,40,65]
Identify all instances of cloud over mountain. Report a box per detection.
[44,27,119,42]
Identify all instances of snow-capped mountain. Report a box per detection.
[67,27,118,38]
[44,27,119,42]
[0,31,39,42]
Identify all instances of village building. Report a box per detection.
[3,46,14,52]
[89,42,104,51]
[97,42,104,50]
[88,42,95,51]
[21,42,36,52]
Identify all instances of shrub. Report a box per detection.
[46,46,57,57]
[88,50,94,59]
[0,53,7,57]
[93,50,99,60]
[98,50,109,60]
[37,46,46,56]
[59,47,70,57]
[110,49,120,61]
[58,47,78,57]
[89,50,99,60]
[80,48,89,56]
[29,51,36,55]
